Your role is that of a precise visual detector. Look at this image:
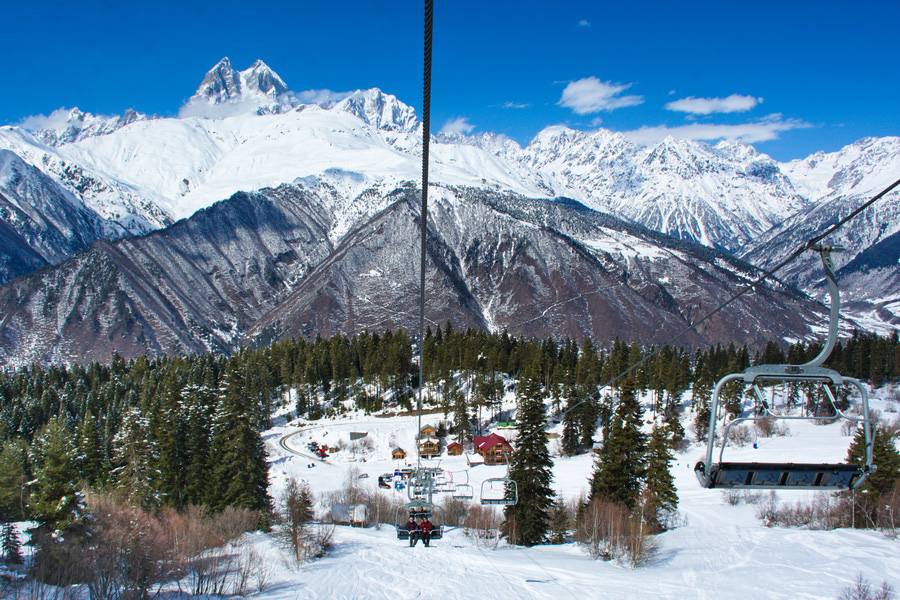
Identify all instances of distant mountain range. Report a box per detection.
[0,58,896,365]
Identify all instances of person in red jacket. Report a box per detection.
[420,517,434,547]
[406,516,420,547]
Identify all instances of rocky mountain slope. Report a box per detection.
[0,150,119,282]
[0,184,823,367]
[742,137,900,330]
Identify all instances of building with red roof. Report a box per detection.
[472,433,513,465]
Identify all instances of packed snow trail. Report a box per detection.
[260,402,899,599]
[282,527,617,600]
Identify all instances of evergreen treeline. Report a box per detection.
[0,325,897,551]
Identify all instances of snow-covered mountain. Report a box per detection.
[0,57,897,353]
[31,107,154,146]
[0,125,174,256]
[0,150,118,282]
[2,58,819,249]
[494,129,810,253]
[0,183,825,367]
[742,137,900,330]
[180,57,298,117]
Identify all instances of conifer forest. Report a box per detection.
[0,325,899,591]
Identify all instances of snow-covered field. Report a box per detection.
[6,390,895,599]
[252,390,900,600]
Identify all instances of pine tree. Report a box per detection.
[154,378,190,508]
[645,424,679,525]
[663,400,685,450]
[575,339,601,452]
[76,411,108,489]
[282,477,314,528]
[546,500,571,545]
[207,363,271,512]
[0,441,28,521]
[504,354,554,546]
[451,382,471,445]
[848,426,900,499]
[182,383,216,506]
[28,419,86,534]
[111,407,161,510]
[590,374,647,509]
[561,382,581,456]
[2,522,23,564]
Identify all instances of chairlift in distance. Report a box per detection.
[480,454,518,506]
[694,245,875,491]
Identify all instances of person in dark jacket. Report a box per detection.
[406,516,420,547]
[420,517,434,547]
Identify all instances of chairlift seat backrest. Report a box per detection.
[480,477,518,506]
[453,484,473,499]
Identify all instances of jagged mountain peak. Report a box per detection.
[714,139,765,163]
[333,88,419,133]
[189,57,245,104]
[524,126,635,161]
[182,57,297,116]
[642,135,715,174]
[241,59,289,97]
[24,107,150,147]
[527,125,586,149]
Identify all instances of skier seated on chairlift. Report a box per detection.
[420,516,434,547]
[406,516,420,547]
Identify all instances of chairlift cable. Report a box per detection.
[392,0,439,544]
[417,0,434,471]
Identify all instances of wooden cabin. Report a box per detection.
[446,442,463,456]
[473,433,513,465]
[418,425,438,438]
[392,447,407,460]
[418,436,440,458]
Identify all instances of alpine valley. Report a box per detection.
[0,58,897,366]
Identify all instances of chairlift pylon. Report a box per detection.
[694,245,875,490]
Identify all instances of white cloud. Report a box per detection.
[18,108,81,131]
[665,94,762,115]
[440,117,475,135]
[295,89,352,105]
[624,114,811,145]
[178,100,260,119]
[501,101,530,109]
[558,77,643,115]
[577,19,591,27]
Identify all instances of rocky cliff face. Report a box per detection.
[0,150,116,284]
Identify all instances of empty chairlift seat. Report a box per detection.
[694,246,875,492]
[695,461,865,490]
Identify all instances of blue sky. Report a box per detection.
[3,0,897,161]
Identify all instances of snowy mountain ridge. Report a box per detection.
[6,57,879,247]
[1,58,898,331]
